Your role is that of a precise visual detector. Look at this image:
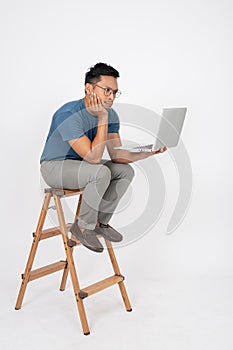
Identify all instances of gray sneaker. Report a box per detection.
[94,223,123,242]
[70,221,104,253]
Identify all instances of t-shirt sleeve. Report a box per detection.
[108,109,120,133]
[56,112,85,141]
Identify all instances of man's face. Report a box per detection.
[86,75,119,109]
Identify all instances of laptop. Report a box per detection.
[114,107,187,152]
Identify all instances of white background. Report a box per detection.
[1,0,233,349]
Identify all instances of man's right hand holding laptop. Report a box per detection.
[107,134,167,163]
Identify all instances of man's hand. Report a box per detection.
[137,146,167,160]
[150,146,167,155]
[107,133,168,163]
[87,92,108,118]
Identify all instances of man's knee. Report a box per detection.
[127,163,135,181]
[119,163,135,181]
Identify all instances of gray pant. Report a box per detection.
[40,159,135,230]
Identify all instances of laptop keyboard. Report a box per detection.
[133,144,153,150]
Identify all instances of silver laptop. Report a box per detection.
[114,107,187,152]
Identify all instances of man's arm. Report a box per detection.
[69,93,108,164]
[107,133,167,163]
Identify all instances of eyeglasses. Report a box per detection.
[93,84,122,98]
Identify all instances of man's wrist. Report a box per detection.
[98,111,108,119]
[98,114,108,125]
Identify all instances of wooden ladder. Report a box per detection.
[15,188,132,335]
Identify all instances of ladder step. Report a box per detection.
[25,261,67,281]
[79,275,124,299]
[33,224,72,240]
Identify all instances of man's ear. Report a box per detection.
[85,83,93,95]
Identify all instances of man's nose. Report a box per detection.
[108,91,115,100]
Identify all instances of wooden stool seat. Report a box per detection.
[44,187,84,197]
[15,187,132,335]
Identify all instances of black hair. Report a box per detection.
[85,62,120,85]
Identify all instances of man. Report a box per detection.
[40,62,166,253]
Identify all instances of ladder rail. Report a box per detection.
[15,189,132,335]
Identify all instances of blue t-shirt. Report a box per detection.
[40,98,120,163]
